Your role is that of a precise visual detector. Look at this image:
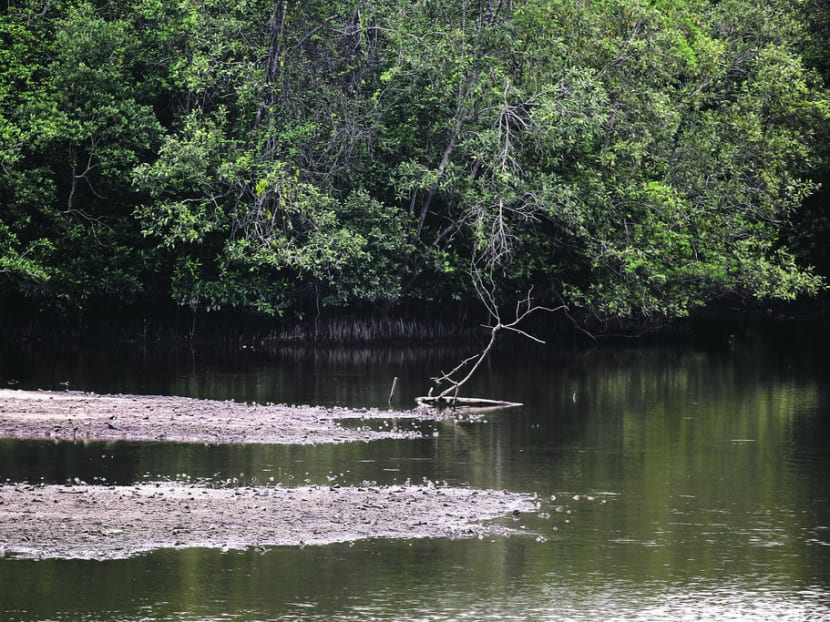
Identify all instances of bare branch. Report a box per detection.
[430,351,485,386]
[427,273,567,402]
[501,325,547,344]
[556,291,598,343]
[433,328,498,400]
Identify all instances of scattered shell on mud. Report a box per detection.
[0,482,536,560]
[0,389,448,445]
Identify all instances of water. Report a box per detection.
[1,330,829,620]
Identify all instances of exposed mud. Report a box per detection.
[0,482,536,560]
[0,389,442,445]
[0,390,537,560]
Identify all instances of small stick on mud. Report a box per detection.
[388,376,399,405]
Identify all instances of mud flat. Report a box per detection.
[0,390,536,560]
[0,389,440,445]
[0,482,536,560]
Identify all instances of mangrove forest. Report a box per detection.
[1,0,830,337]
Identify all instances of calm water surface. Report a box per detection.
[1,330,829,621]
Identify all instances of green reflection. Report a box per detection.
[2,538,828,621]
[1,337,830,620]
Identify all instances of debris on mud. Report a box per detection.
[0,482,536,560]
[0,389,445,445]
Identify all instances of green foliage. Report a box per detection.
[0,0,165,309]
[1,0,827,327]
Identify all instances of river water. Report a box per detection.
[1,328,829,621]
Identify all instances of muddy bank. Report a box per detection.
[0,390,538,560]
[0,389,441,445]
[0,482,536,560]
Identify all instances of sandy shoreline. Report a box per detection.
[0,482,536,560]
[0,389,440,445]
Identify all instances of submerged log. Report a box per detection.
[415,395,522,410]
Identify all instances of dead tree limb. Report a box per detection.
[423,276,566,406]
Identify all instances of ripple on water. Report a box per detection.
[265,583,830,622]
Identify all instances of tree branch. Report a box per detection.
[428,279,566,402]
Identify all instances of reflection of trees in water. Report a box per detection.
[264,317,482,344]
[266,344,476,369]
[2,338,828,606]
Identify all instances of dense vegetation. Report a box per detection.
[1,0,828,335]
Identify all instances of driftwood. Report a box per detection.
[415,395,522,411]
[426,278,565,405]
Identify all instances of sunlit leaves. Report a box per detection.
[1,0,826,326]
[0,1,166,308]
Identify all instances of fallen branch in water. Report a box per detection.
[418,270,566,407]
[415,395,523,412]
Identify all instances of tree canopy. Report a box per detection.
[1,0,828,331]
